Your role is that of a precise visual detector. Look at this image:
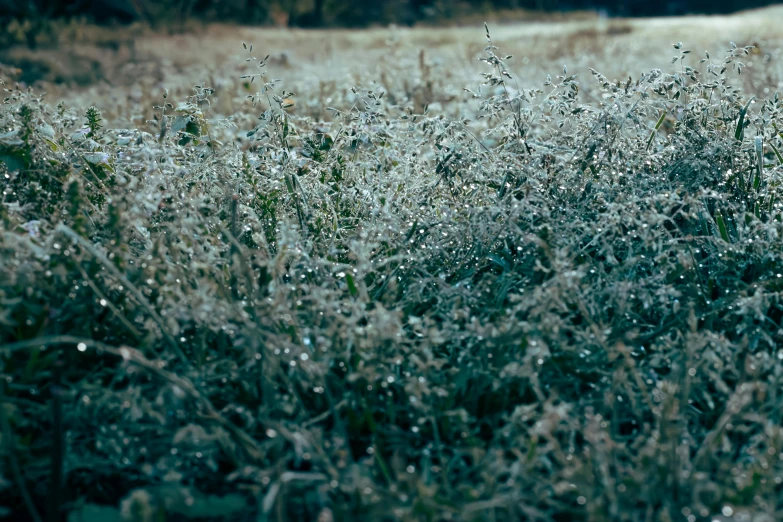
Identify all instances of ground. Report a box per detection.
[3,7,782,117]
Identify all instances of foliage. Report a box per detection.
[2,25,783,522]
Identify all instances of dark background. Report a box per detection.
[0,0,780,28]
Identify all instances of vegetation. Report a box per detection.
[2,13,783,522]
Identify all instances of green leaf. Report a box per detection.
[345,273,359,297]
[734,97,755,141]
[770,141,783,165]
[715,212,730,242]
[488,253,510,272]
[184,120,201,137]
[171,115,189,135]
[754,136,763,190]
[43,137,59,151]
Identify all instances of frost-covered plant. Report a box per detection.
[2,26,783,522]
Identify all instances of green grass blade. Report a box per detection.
[770,141,783,165]
[345,273,359,297]
[754,136,763,190]
[715,212,730,242]
[646,110,666,150]
[734,97,755,141]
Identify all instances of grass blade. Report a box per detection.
[646,109,667,150]
[770,141,783,165]
[734,97,755,141]
[754,136,763,190]
[715,211,730,242]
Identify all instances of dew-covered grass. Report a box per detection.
[2,8,783,521]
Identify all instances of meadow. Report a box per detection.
[2,6,783,521]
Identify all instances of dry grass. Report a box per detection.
[4,6,781,111]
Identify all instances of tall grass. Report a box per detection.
[1,23,783,522]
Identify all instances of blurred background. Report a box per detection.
[1,0,779,113]
[1,0,781,30]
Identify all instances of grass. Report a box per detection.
[2,7,783,521]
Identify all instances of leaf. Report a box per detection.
[715,212,730,242]
[171,115,190,135]
[488,253,510,272]
[178,120,203,146]
[770,142,783,165]
[754,136,763,191]
[83,152,110,165]
[43,138,59,151]
[262,482,280,514]
[734,97,755,141]
[0,131,22,147]
[345,273,359,297]
[646,110,667,150]
[37,123,55,138]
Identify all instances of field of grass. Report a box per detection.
[2,6,783,521]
